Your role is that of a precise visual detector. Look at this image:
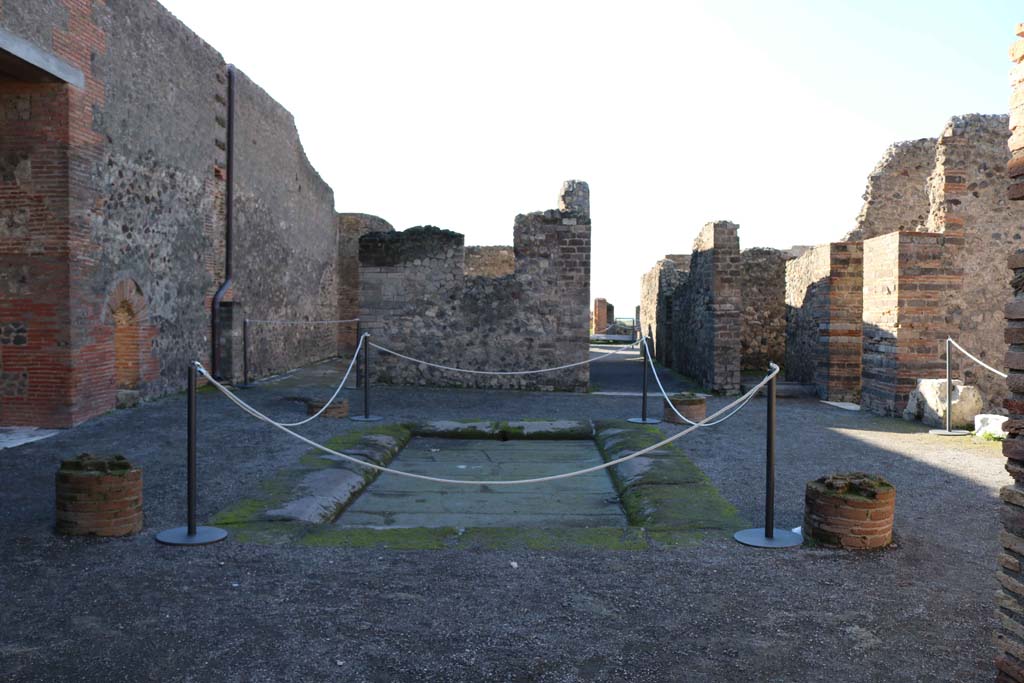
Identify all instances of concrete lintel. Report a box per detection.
[0,26,85,89]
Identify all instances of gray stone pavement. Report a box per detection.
[0,350,1012,682]
[338,437,625,529]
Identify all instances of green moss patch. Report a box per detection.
[594,419,747,535]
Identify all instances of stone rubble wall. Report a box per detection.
[843,139,935,242]
[670,221,741,394]
[639,259,685,366]
[358,182,590,391]
[785,245,832,386]
[464,246,514,277]
[739,247,787,370]
[997,24,1024,683]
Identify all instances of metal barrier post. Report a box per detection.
[735,371,802,548]
[156,363,228,546]
[929,337,969,436]
[242,318,250,386]
[629,335,661,424]
[351,333,382,422]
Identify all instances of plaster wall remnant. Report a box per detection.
[996,23,1024,683]
[358,181,591,392]
[464,246,514,278]
[843,139,935,242]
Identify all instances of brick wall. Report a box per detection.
[358,181,590,391]
[927,115,1023,413]
[671,221,741,394]
[337,213,392,353]
[785,243,863,401]
[0,2,353,425]
[996,22,1024,683]
[592,298,610,333]
[862,231,961,416]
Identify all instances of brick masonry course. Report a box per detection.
[997,22,1024,683]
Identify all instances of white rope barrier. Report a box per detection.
[948,337,1008,379]
[642,337,760,427]
[194,361,779,486]
[266,334,365,427]
[246,318,360,325]
[368,338,642,376]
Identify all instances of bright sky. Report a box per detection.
[159,0,1020,314]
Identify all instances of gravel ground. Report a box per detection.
[0,350,1010,682]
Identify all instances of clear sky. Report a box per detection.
[159,0,1021,315]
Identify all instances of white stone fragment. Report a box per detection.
[975,414,1008,438]
[902,379,984,429]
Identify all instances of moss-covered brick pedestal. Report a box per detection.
[664,393,707,424]
[55,454,143,537]
[803,473,895,549]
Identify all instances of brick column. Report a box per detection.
[996,22,1024,683]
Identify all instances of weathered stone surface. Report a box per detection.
[843,138,935,242]
[464,246,514,278]
[358,183,590,392]
[903,378,983,428]
[115,390,140,410]
[978,414,1010,438]
[739,247,787,370]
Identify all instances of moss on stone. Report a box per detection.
[457,526,648,550]
[300,527,457,549]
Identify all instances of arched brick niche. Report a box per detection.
[104,279,159,397]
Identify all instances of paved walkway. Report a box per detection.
[587,343,699,396]
[337,437,625,528]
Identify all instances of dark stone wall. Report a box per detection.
[231,70,339,380]
[358,183,591,391]
[739,247,787,370]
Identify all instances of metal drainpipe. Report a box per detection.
[211,64,235,379]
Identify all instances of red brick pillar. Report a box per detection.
[55,455,143,537]
[997,23,1024,683]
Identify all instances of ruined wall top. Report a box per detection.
[844,138,935,242]
[559,180,590,217]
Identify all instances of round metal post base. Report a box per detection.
[155,526,228,546]
[734,527,803,548]
[351,415,383,422]
[928,429,970,436]
[627,417,662,424]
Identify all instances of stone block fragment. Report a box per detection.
[978,414,1010,439]
[902,378,983,429]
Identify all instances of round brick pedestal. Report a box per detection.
[664,394,707,424]
[804,473,895,549]
[55,454,143,537]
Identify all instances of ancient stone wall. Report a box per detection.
[996,25,1024,683]
[464,246,514,277]
[844,139,935,242]
[739,248,787,370]
[861,231,961,416]
[337,213,392,353]
[231,70,340,381]
[639,259,686,366]
[592,298,610,333]
[358,182,590,391]
[0,1,348,425]
[785,245,831,386]
[785,243,863,401]
[926,115,1023,412]
[671,221,741,394]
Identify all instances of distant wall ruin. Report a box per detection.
[358,182,591,391]
[844,139,935,242]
